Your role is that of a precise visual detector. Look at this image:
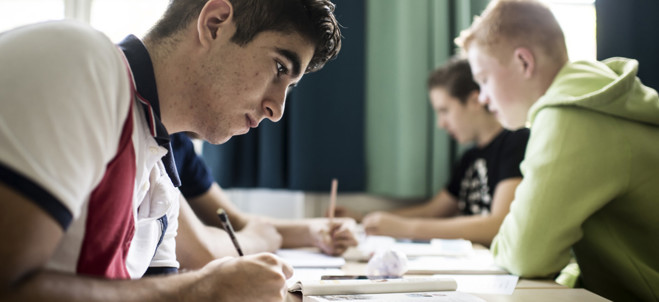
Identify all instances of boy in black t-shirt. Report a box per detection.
[337,58,529,246]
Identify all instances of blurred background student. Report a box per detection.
[334,58,529,246]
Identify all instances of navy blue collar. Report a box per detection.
[118,35,181,187]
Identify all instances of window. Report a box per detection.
[90,0,168,42]
[540,0,597,61]
[0,0,168,42]
[0,0,65,33]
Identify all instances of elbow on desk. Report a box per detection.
[491,239,562,279]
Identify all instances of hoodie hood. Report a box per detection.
[528,58,659,126]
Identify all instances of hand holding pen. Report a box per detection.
[217,208,244,256]
[312,179,358,255]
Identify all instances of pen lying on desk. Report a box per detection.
[217,208,244,256]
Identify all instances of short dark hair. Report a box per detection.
[146,0,341,73]
[427,57,479,104]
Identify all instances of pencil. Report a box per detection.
[217,208,244,256]
[328,178,338,224]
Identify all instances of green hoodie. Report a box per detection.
[491,58,659,301]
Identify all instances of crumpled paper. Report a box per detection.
[366,249,408,278]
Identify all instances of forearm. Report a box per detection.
[390,190,459,218]
[2,269,198,302]
[188,183,249,230]
[390,203,437,218]
[405,215,505,246]
[269,218,313,249]
[178,198,234,269]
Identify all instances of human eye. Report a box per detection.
[276,61,289,77]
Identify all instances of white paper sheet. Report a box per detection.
[343,236,474,261]
[304,291,486,302]
[434,274,519,295]
[278,248,346,268]
[406,250,508,275]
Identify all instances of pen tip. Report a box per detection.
[217,208,225,215]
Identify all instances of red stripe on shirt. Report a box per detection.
[76,100,136,279]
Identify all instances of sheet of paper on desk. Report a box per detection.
[406,250,508,275]
[397,239,473,257]
[304,291,486,302]
[286,268,345,289]
[434,274,519,295]
[343,236,474,261]
[277,249,346,268]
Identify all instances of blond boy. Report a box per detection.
[456,0,659,301]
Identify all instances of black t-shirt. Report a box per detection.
[446,128,529,215]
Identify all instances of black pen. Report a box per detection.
[217,208,244,256]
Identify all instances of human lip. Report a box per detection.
[245,114,258,128]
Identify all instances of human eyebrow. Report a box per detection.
[275,47,302,78]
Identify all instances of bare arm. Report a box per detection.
[0,182,293,302]
[186,183,249,229]
[332,189,459,223]
[269,217,358,256]
[186,183,358,256]
[389,189,459,218]
[363,178,521,246]
[176,189,281,269]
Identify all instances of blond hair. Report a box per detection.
[455,0,568,65]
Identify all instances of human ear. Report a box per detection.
[466,90,480,105]
[197,0,233,47]
[465,90,483,111]
[513,47,535,78]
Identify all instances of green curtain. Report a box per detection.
[366,0,488,198]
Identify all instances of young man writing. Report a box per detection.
[0,0,342,300]
[456,0,659,300]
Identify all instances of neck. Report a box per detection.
[475,116,503,148]
[534,58,568,101]
[143,36,189,134]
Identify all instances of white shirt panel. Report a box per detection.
[0,20,131,219]
[126,104,180,278]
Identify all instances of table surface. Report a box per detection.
[282,244,611,301]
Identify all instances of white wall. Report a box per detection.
[225,189,425,220]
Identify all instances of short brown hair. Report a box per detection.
[427,57,479,104]
[146,0,341,73]
[455,0,567,64]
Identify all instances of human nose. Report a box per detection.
[478,90,490,105]
[263,87,287,123]
[437,116,448,130]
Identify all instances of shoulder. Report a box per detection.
[0,20,133,206]
[2,20,130,126]
[2,20,115,57]
[526,107,626,164]
[2,20,124,85]
[171,133,194,150]
[170,133,196,161]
